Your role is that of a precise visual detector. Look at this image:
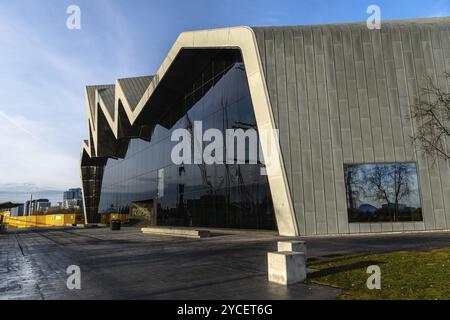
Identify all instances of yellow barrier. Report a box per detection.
[3,213,86,230]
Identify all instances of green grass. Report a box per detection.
[306,247,450,300]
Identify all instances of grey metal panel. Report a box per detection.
[358,30,375,162]
[379,28,396,162]
[118,76,153,111]
[293,29,309,235]
[370,223,382,233]
[384,27,406,162]
[332,27,351,233]
[86,85,112,127]
[433,28,449,230]
[263,29,279,125]
[305,26,320,235]
[313,27,328,235]
[253,28,267,75]
[439,26,450,229]
[396,30,415,161]
[252,19,450,235]
[413,221,426,231]
[359,223,371,233]
[274,30,292,187]
[348,223,359,233]
[381,223,393,232]
[345,28,363,163]
[322,27,339,234]
[392,222,404,232]
[407,26,436,230]
[333,27,353,164]
[98,86,116,119]
[284,29,305,235]
[422,26,447,229]
[422,38,444,232]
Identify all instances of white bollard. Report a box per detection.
[267,251,307,285]
[277,241,307,257]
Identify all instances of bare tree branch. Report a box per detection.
[409,72,450,161]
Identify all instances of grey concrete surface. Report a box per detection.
[0,227,448,300]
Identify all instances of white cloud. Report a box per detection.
[0,2,139,197]
[0,111,80,190]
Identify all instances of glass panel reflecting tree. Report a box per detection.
[344,163,423,222]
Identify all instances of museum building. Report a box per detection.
[81,17,450,236]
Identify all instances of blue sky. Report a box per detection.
[0,0,449,203]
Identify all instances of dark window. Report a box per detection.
[344,163,423,223]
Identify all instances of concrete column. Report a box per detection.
[267,251,306,285]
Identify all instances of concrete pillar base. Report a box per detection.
[278,241,307,256]
[267,251,306,285]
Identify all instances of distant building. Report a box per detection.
[25,199,51,215]
[63,188,83,209]
[10,204,25,217]
[0,202,24,216]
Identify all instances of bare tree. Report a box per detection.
[365,165,391,205]
[345,165,365,210]
[392,164,413,220]
[364,164,413,222]
[410,72,450,161]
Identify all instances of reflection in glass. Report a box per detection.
[344,163,423,222]
[98,54,276,230]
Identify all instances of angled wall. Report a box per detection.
[252,18,450,235]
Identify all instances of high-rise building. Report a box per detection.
[63,188,83,209]
[25,199,51,215]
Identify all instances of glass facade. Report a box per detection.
[344,162,423,223]
[98,58,276,230]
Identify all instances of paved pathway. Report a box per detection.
[0,227,448,300]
